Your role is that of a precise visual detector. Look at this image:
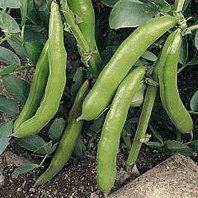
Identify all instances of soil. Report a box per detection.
[0,145,165,198]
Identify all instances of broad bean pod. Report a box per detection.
[14,1,67,138]
[14,41,49,130]
[158,29,193,134]
[35,80,90,186]
[97,66,147,194]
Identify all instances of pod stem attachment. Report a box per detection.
[60,0,102,78]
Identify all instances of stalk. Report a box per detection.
[127,65,159,166]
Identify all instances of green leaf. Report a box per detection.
[101,0,119,7]
[190,90,198,111]
[195,30,198,50]
[2,75,30,103]
[149,125,164,144]
[109,0,159,29]
[73,137,87,158]
[142,50,157,62]
[186,56,198,66]
[0,0,21,9]
[0,46,21,65]
[90,113,106,133]
[140,0,171,13]
[186,140,198,152]
[48,118,66,141]
[179,36,188,65]
[164,140,193,156]
[145,141,163,148]
[0,95,19,113]
[20,0,28,26]
[33,141,53,155]
[12,163,40,177]
[27,0,39,24]
[130,83,146,107]
[0,65,18,76]
[71,67,84,97]
[49,142,59,155]
[0,11,20,33]
[24,41,43,65]
[14,135,46,152]
[0,121,13,155]
[7,38,27,60]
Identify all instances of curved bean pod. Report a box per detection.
[14,41,49,130]
[14,1,67,138]
[35,80,90,186]
[97,66,147,194]
[159,29,193,134]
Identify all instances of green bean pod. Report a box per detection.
[14,1,67,138]
[14,41,49,130]
[68,0,97,50]
[78,16,178,121]
[158,29,193,134]
[67,0,102,73]
[35,80,90,186]
[97,66,147,194]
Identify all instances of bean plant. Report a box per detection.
[0,0,197,195]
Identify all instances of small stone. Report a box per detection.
[109,155,198,198]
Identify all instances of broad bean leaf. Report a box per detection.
[163,140,193,156]
[142,50,157,61]
[12,163,40,177]
[109,0,159,29]
[0,65,18,76]
[73,137,87,158]
[2,75,30,103]
[0,121,13,155]
[179,36,188,65]
[33,141,53,155]
[0,46,21,65]
[195,30,198,50]
[0,11,20,33]
[20,0,28,26]
[101,0,119,7]
[7,38,27,60]
[0,0,21,9]
[130,83,146,107]
[140,0,171,13]
[24,41,43,65]
[15,135,47,152]
[71,67,84,97]
[0,95,19,113]
[48,118,66,141]
[190,90,198,111]
[145,141,163,148]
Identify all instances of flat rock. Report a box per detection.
[109,155,198,198]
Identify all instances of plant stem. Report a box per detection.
[60,0,102,78]
[187,24,198,32]
[39,154,49,167]
[175,0,186,13]
[188,111,198,115]
[15,65,34,71]
[127,64,159,166]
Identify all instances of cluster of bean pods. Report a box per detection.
[13,0,194,196]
